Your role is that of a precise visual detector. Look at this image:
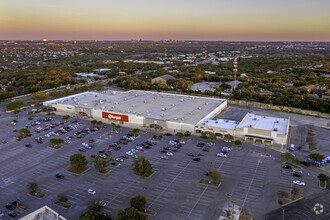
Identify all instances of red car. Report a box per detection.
[35,130,41,133]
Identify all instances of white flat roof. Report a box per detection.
[237,113,289,135]
[45,90,227,124]
[198,118,238,130]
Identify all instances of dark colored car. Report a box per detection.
[163,147,170,150]
[187,153,195,157]
[56,173,64,179]
[5,203,15,210]
[144,146,151,149]
[300,161,310,167]
[111,162,118,166]
[164,133,172,136]
[293,173,302,177]
[282,165,292,169]
[25,144,32,148]
[8,211,17,217]
[202,147,209,152]
[79,148,86,152]
[192,157,201,161]
[159,150,167,153]
[197,153,205,156]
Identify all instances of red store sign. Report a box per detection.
[102,112,129,122]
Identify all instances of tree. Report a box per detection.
[224,134,234,142]
[80,210,112,220]
[239,206,251,220]
[184,131,191,138]
[116,124,121,130]
[133,156,153,177]
[50,138,64,148]
[87,200,103,212]
[6,100,24,111]
[309,153,325,162]
[96,121,103,127]
[209,171,222,184]
[91,156,112,173]
[13,109,21,115]
[152,135,157,140]
[234,140,242,146]
[132,128,140,136]
[18,128,31,138]
[318,173,329,188]
[291,186,299,195]
[281,152,295,162]
[115,207,147,220]
[62,115,71,120]
[176,132,184,139]
[31,92,49,101]
[28,182,38,194]
[157,135,163,140]
[130,195,146,211]
[111,122,116,129]
[57,193,68,202]
[91,120,97,127]
[70,153,87,171]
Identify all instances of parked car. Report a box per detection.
[79,148,86,152]
[1,139,7,144]
[293,180,305,186]
[56,173,64,179]
[95,201,106,207]
[88,189,96,195]
[5,203,15,210]
[161,155,169,160]
[192,157,201,161]
[293,173,302,177]
[166,152,174,157]
[25,144,32,148]
[8,211,17,217]
[187,153,195,157]
[0,211,4,217]
[159,150,167,153]
[116,158,124,162]
[282,165,292,169]
[217,153,227,158]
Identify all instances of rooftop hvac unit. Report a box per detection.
[124,98,127,101]
[274,128,278,131]
[174,117,178,120]
[215,121,218,123]
[112,91,116,94]
[73,99,77,102]
[139,112,143,115]
[181,117,185,121]
[133,111,136,114]
[144,100,147,103]
[172,104,175,106]
[102,107,105,109]
[198,107,202,110]
[115,102,119,105]
[147,113,151,116]
[135,94,138,97]
[122,110,126,112]
[132,104,136,107]
[189,112,193,115]
[180,98,184,102]
[84,103,88,106]
[146,110,149,113]
[160,114,164,117]
[161,108,166,111]
[127,110,131,113]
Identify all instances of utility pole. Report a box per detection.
[282,209,285,220]
[234,58,238,89]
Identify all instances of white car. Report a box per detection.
[217,153,227,158]
[116,158,124,162]
[45,134,50,137]
[126,151,133,156]
[166,152,174,157]
[161,155,169,160]
[179,141,185,145]
[88,189,96,195]
[293,180,305,186]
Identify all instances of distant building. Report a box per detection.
[151,75,175,84]
[119,72,127,76]
[93,68,111,73]
[19,205,66,220]
[75,73,104,78]
[205,71,216,75]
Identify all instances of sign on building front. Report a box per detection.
[102,112,129,122]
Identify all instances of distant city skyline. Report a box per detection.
[0,0,329,41]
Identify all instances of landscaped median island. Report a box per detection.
[54,193,72,209]
[48,138,64,149]
[67,153,90,175]
[200,170,222,188]
[27,182,45,199]
[277,185,302,206]
[317,173,329,189]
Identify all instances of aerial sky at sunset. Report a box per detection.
[0,0,329,41]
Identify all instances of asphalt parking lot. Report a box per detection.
[0,107,329,219]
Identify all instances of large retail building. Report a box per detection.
[44,90,289,145]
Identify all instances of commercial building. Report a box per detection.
[19,205,66,220]
[44,90,289,145]
[44,90,227,134]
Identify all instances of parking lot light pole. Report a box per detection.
[282,209,285,220]
[226,194,231,210]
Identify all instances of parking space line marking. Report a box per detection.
[242,157,261,206]
[185,186,209,219]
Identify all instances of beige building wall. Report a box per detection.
[151,77,166,84]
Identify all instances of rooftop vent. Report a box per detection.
[115,102,119,105]
[249,125,252,127]
[192,97,195,99]
[253,118,257,120]
[139,112,143,115]
[206,102,209,105]
[154,97,157,99]
[146,110,149,113]
[215,121,218,124]
[275,120,279,123]
[273,128,278,131]
[112,91,116,94]
[95,95,98,97]
[132,104,136,107]
[133,111,136,114]
[172,104,175,106]
[160,114,164,117]
[84,103,88,106]
[147,113,151,116]
[122,110,126,112]
[181,117,185,121]
[198,107,202,110]
[135,94,138,97]
[189,112,193,115]
[111,106,115,108]
[124,98,127,101]
[127,110,131,113]
[73,99,77,102]
[203,123,205,125]
[144,100,147,103]
[102,106,105,109]
[174,117,178,120]
[161,108,166,111]
[180,98,184,102]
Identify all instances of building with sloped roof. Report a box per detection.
[151,74,175,84]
